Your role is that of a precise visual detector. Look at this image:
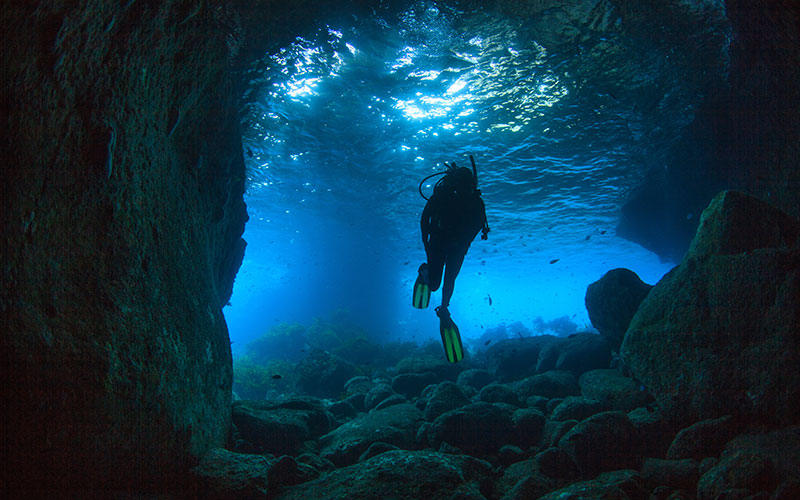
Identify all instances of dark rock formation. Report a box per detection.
[427,402,515,456]
[558,411,640,477]
[457,368,495,390]
[640,458,700,491]
[536,472,644,500]
[231,399,332,455]
[190,448,270,500]
[550,396,605,422]
[579,369,651,413]
[535,447,580,480]
[485,335,557,382]
[423,381,471,421]
[391,371,437,399]
[297,350,355,398]
[512,408,546,448]
[1,1,247,491]
[396,354,463,381]
[515,370,580,400]
[272,450,493,500]
[666,416,738,461]
[479,383,521,407]
[585,268,653,350]
[617,0,800,262]
[722,426,800,489]
[550,333,613,375]
[364,383,396,411]
[628,407,675,459]
[319,403,423,466]
[697,452,775,500]
[621,191,800,426]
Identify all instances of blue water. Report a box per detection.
[224,1,730,354]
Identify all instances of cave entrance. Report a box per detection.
[223,0,729,356]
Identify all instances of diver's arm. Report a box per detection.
[479,197,490,240]
[421,201,432,247]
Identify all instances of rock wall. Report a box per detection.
[617,0,800,261]
[621,191,800,426]
[0,1,247,492]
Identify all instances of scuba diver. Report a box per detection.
[413,155,489,363]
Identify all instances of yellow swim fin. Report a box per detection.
[412,265,431,309]
[437,308,463,363]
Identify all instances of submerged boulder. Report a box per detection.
[319,403,423,466]
[621,191,800,426]
[427,402,514,456]
[423,381,471,421]
[485,335,558,382]
[232,399,332,455]
[552,333,612,375]
[558,411,640,476]
[297,350,355,398]
[579,369,650,413]
[585,268,653,351]
[515,370,580,400]
[191,448,270,500]
[273,450,492,500]
[535,334,612,375]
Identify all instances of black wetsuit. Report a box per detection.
[421,179,488,308]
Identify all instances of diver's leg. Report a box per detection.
[441,249,466,308]
[425,243,445,292]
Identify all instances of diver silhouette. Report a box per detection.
[413,155,489,362]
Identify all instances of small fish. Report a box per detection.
[487,294,492,306]
[585,235,591,241]
[271,374,282,380]
[484,339,492,346]
[600,230,607,235]
[549,258,559,264]
[568,334,577,338]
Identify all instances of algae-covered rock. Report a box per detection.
[621,191,800,426]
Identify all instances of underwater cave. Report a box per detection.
[1,0,799,497]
